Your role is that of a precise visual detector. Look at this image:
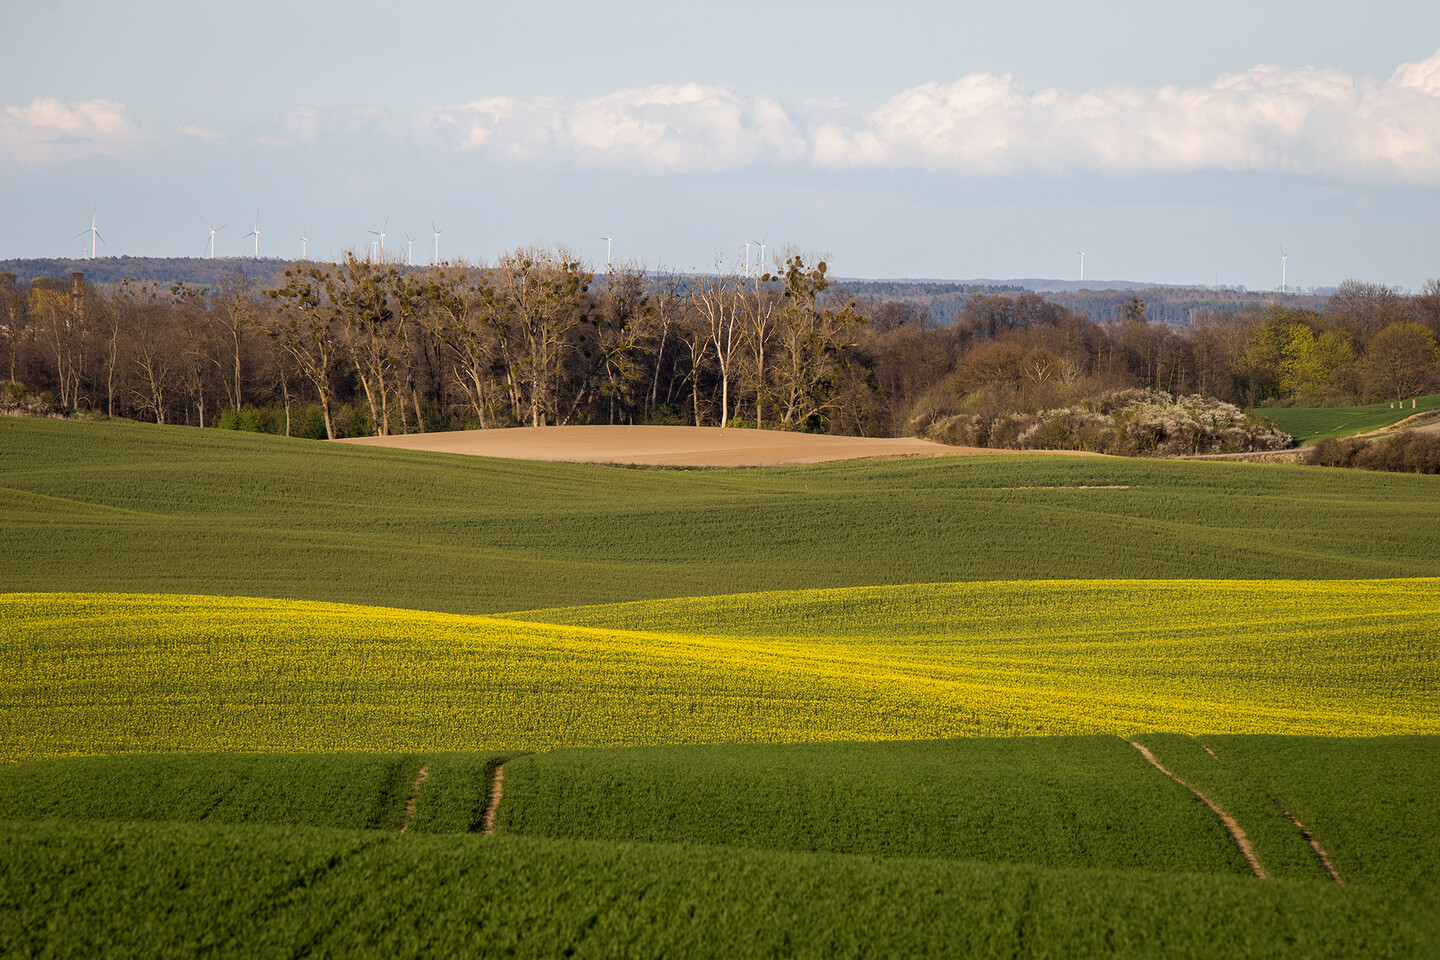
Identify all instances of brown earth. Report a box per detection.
[336,425,1024,467]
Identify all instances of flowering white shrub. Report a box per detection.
[922,388,1291,456]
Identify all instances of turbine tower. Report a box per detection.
[73,206,104,259]
[405,231,417,266]
[299,233,308,261]
[241,209,261,259]
[1078,251,1086,283]
[431,220,442,265]
[600,232,613,274]
[369,218,388,259]
[743,233,753,279]
[756,236,767,279]
[1280,245,1288,295]
[198,214,226,259]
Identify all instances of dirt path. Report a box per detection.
[1200,742,1344,884]
[336,424,1078,467]
[398,764,429,834]
[481,764,505,836]
[1129,741,1267,879]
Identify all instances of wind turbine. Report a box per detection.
[431,220,442,265]
[198,214,226,259]
[241,209,261,259]
[743,233,753,279]
[1280,245,1288,295]
[299,232,308,261]
[73,205,104,259]
[405,231,417,266]
[1078,251,1086,283]
[599,232,613,274]
[755,234,768,281]
[369,218,388,259]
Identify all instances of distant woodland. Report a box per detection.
[3,251,1438,454]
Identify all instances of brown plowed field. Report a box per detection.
[335,425,1009,467]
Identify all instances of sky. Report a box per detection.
[4,0,1440,291]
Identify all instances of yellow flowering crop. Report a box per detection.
[2,581,1436,763]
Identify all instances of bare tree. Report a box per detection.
[265,268,343,440]
[694,266,746,427]
[489,247,588,427]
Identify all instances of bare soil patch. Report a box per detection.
[337,425,1013,467]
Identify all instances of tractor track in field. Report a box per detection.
[482,764,505,836]
[398,764,429,834]
[1199,742,1344,884]
[1129,741,1267,879]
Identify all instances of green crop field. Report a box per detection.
[493,737,1248,873]
[0,752,508,833]
[4,417,1440,956]
[0,740,1437,957]
[4,417,1440,612]
[1256,393,1440,444]
[9,820,1434,959]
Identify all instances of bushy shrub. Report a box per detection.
[0,381,57,418]
[919,388,1291,457]
[1307,431,1440,474]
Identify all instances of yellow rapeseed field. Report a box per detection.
[2,581,1436,762]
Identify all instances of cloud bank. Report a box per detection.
[7,49,1440,182]
[809,50,1440,182]
[414,84,807,175]
[0,98,149,166]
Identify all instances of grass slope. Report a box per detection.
[8,821,1435,960]
[4,585,1436,762]
[1256,393,1440,444]
[495,737,1248,874]
[1207,735,1440,895]
[4,417,1440,612]
[0,753,508,833]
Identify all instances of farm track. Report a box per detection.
[398,765,429,835]
[482,764,505,836]
[1130,741,1266,878]
[1200,742,1344,885]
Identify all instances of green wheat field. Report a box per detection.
[2,417,1438,957]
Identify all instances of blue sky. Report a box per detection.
[5,0,1440,290]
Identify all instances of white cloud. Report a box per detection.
[0,98,149,167]
[283,106,322,144]
[415,83,807,174]
[278,48,1440,183]
[177,123,222,143]
[810,49,1440,183]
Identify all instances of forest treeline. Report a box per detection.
[2,249,1438,452]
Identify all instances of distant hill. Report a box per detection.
[2,258,1334,326]
[0,256,295,289]
[838,277,1332,327]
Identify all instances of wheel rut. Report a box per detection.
[481,763,505,836]
[398,764,429,834]
[1129,740,1266,878]
[1199,742,1344,885]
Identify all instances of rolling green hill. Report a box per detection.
[1,738,1436,958]
[1256,394,1440,444]
[4,417,1440,612]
